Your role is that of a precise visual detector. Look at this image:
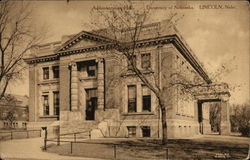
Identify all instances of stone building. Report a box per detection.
[25,20,231,138]
[0,95,29,129]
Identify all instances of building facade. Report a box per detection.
[25,21,231,138]
[0,95,29,129]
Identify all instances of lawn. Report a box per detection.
[46,135,250,160]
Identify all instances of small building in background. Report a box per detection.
[0,95,29,129]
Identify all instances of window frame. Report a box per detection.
[128,85,137,113]
[142,95,151,112]
[141,126,151,137]
[52,66,59,79]
[127,126,136,137]
[127,55,136,71]
[53,91,60,116]
[43,67,49,80]
[142,85,151,112]
[87,64,96,77]
[43,95,49,116]
[141,53,151,69]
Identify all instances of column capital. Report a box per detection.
[96,58,104,63]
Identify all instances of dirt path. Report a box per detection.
[0,138,103,160]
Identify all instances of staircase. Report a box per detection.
[59,120,98,141]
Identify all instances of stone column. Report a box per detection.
[97,58,104,110]
[220,100,231,135]
[193,100,200,135]
[71,62,78,111]
[59,58,71,121]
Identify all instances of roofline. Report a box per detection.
[25,35,211,83]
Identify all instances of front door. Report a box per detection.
[85,89,97,120]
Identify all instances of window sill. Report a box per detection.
[39,115,59,118]
[121,70,154,77]
[38,79,59,85]
[79,77,97,81]
[122,112,155,116]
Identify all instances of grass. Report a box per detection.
[46,135,250,160]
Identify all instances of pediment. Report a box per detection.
[56,31,113,52]
[70,39,101,49]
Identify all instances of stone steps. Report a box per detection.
[60,120,98,139]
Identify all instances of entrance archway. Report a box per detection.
[195,83,231,135]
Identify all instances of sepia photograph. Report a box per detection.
[0,0,249,159]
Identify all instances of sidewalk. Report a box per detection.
[0,138,103,160]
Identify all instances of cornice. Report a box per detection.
[171,36,212,84]
[24,54,59,64]
[25,35,211,84]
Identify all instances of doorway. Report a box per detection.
[198,101,203,134]
[197,99,221,134]
[85,88,97,120]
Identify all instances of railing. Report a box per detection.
[43,129,91,150]
[43,133,250,160]
[45,138,170,159]
[0,129,41,140]
[59,130,91,142]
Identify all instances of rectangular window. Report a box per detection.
[87,65,96,77]
[43,67,49,80]
[77,60,97,77]
[128,85,136,112]
[52,66,59,78]
[141,126,151,137]
[141,53,151,69]
[142,85,151,112]
[53,91,59,116]
[128,55,136,70]
[43,95,49,115]
[127,126,136,137]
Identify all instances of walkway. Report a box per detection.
[0,137,103,160]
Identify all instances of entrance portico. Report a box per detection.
[195,83,231,135]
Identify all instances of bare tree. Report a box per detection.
[209,102,221,132]
[87,1,233,144]
[0,1,45,99]
[230,103,250,137]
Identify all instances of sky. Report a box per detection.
[7,1,249,105]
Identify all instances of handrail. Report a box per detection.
[59,130,90,136]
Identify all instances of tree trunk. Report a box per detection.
[159,100,168,145]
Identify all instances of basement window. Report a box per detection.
[127,126,136,137]
[141,126,151,137]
